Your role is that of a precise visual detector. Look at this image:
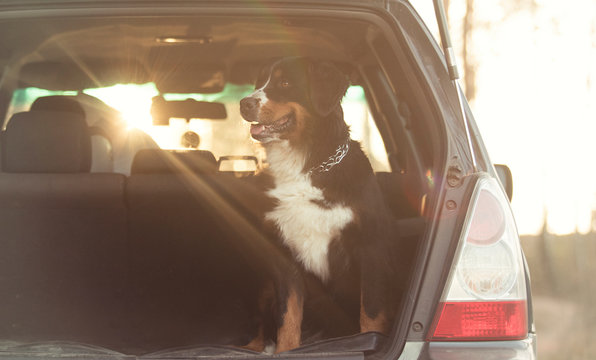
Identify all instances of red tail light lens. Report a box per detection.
[431,300,528,341]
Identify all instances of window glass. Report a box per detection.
[7,84,390,172]
[6,88,77,123]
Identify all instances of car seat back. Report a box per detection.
[0,111,128,347]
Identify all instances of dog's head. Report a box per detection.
[240,57,349,144]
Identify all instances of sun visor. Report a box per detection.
[151,97,227,125]
[18,59,150,91]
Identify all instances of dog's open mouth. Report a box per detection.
[250,111,295,139]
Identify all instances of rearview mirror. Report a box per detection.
[494,164,513,201]
[151,97,227,125]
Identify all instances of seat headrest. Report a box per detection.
[30,95,86,117]
[131,149,217,175]
[1,111,91,173]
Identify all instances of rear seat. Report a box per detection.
[0,111,129,347]
[126,149,261,350]
[0,127,271,351]
[0,110,425,351]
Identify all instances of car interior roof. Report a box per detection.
[0,16,377,91]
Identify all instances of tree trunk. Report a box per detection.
[462,0,476,102]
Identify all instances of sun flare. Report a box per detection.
[84,83,157,132]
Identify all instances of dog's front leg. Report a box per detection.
[274,282,303,353]
[243,280,276,352]
[242,273,304,353]
[360,247,391,334]
[359,218,396,334]
[360,289,390,334]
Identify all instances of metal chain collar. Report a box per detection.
[308,140,350,175]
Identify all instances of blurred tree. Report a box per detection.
[461,0,476,102]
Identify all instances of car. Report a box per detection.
[0,0,536,359]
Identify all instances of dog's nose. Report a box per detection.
[240,97,260,122]
[240,97,260,112]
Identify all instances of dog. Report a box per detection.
[239,57,401,353]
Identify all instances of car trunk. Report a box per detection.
[0,1,461,358]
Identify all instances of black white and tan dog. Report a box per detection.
[239,57,402,353]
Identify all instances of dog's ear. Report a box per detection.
[308,60,349,117]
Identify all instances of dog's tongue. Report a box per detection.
[250,124,266,136]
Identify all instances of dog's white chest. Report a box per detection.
[266,176,353,281]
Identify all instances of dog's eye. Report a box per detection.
[280,79,290,88]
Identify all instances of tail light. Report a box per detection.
[428,176,528,341]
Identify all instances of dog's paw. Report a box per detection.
[263,341,276,354]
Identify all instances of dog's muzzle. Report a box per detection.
[240,97,260,122]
